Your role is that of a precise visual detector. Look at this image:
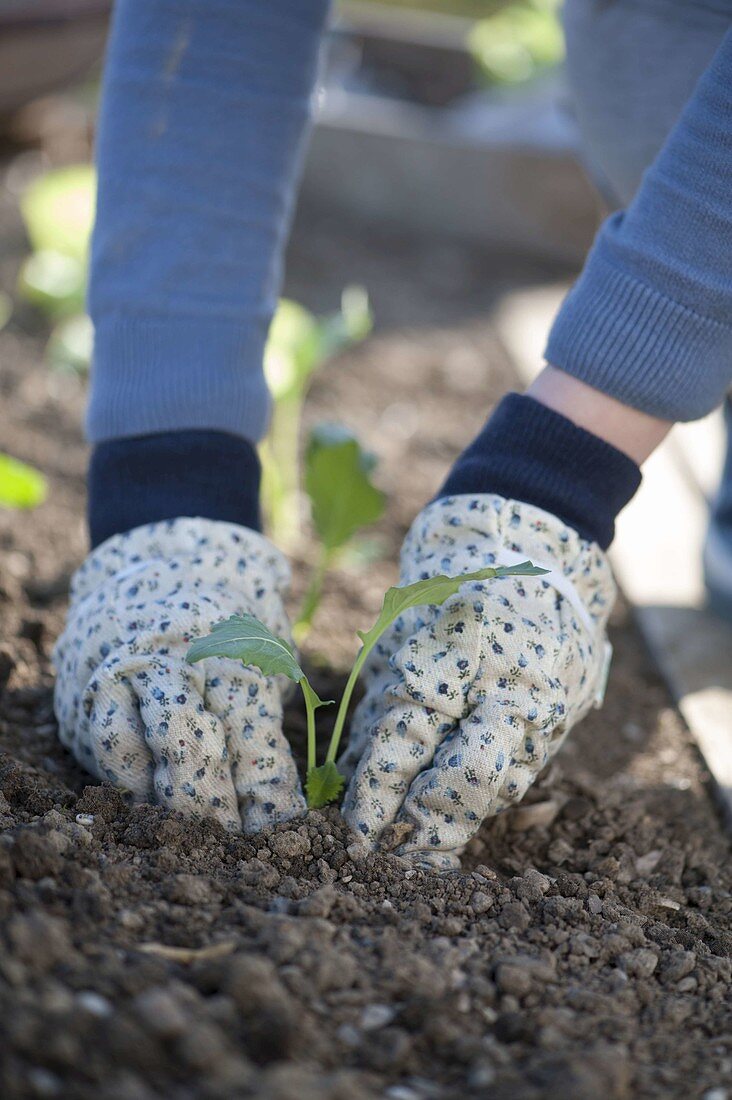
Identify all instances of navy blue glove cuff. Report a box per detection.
[437,393,641,550]
[88,430,262,548]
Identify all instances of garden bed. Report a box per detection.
[303,2,598,265]
[0,154,731,1098]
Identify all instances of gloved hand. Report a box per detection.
[341,494,615,868]
[53,518,305,832]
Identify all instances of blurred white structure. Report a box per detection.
[302,4,599,264]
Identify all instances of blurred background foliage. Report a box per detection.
[358,0,526,15]
[469,0,563,86]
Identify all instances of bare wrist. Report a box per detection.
[528,366,672,465]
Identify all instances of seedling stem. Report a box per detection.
[186,560,549,809]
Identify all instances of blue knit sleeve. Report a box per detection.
[86,0,330,445]
[546,28,732,422]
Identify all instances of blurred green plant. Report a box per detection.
[469,0,564,85]
[0,292,11,332]
[46,313,94,375]
[294,423,385,642]
[344,0,506,16]
[18,249,86,320]
[17,164,96,372]
[21,164,96,261]
[261,287,372,546]
[0,453,47,510]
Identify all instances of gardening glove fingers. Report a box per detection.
[341,594,479,835]
[204,658,303,832]
[54,518,306,832]
[393,688,563,867]
[78,652,240,829]
[343,494,616,867]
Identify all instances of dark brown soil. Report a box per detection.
[0,123,731,1100]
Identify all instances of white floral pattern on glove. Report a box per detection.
[341,494,616,868]
[54,518,306,832]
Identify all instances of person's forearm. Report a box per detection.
[528,366,672,465]
[546,28,732,424]
[87,0,330,446]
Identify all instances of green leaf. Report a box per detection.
[341,285,372,341]
[18,250,86,318]
[0,291,12,332]
[186,613,304,682]
[46,313,93,374]
[305,424,385,553]
[336,534,389,570]
[0,453,47,510]
[264,289,372,403]
[317,285,372,361]
[21,165,96,261]
[468,0,564,86]
[306,761,345,809]
[264,298,320,400]
[363,562,549,646]
[301,678,334,714]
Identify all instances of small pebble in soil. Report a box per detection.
[587,893,603,915]
[347,841,369,862]
[75,991,113,1018]
[298,885,337,918]
[467,1063,496,1089]
[378,821,415,852]
[509,799,560,830]
[133,986,191,1039]
[495,963,532,998]
[27,1068,62,1098]
[360,1004,396,1031]
[621,720,644,743]
[164,873,215,906]
[522,868,552,894]
[470,890,494,914]
[270,831,311,860]
[336,1024,361,1048]
[660,950,696,983]
[617,948,659,979]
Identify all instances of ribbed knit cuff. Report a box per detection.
[88,430,262,548]
[437,394,641,549]
[545,232,732,423]
[86,316,271,443]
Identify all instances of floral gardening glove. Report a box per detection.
[341,494,615,868]
[54,518,305,832]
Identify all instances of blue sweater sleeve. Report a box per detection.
[546,27,732,423]
[86,0,330,445]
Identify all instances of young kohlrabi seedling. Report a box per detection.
[186,560,548,809]
[261,288,372,546]
[295,423,385,642]
[187,614,338,805]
